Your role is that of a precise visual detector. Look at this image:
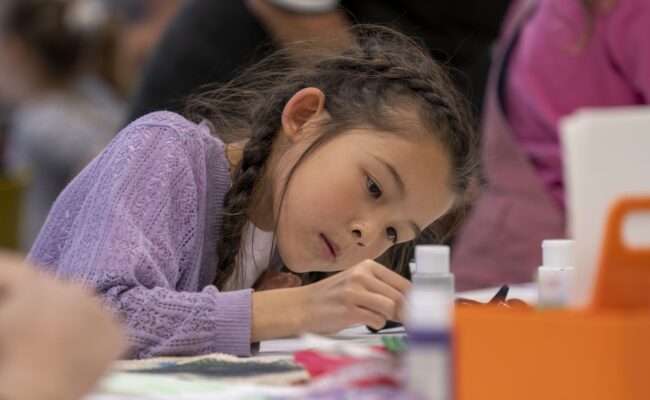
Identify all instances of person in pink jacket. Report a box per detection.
[452,0,650,290]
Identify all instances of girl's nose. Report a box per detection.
[351,220,383,247]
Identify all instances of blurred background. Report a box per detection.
[1,0,510,253]
[3,0,646,292]
[0,0,182,250]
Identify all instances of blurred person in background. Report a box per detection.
[0,249,123,400]
[0,0,125,250]
[0,0,180,251]
[451,0,650,289]
[105,0,182,99]
[126,0,511,122]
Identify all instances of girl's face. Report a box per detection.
[272,127,455,273]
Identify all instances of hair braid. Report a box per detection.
[213,124,277,290]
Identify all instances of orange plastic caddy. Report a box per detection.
[454,197,650,400]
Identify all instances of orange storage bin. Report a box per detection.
[454,197,650,400]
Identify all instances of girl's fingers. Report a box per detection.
[348,288,397,321]
[358,276,406,322]
[354,306,387,331]
[362,260,412,295]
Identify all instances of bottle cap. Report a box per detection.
[409,261,416,275]
[415,245,450,275]
[541,239,575,268]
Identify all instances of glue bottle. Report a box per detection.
[537,239,576,309]
[405,245,454,400]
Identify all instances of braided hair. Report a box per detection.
[187,25,480,290]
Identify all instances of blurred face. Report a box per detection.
[0,34,33,105]
[272,128,455,273]
[111,0,181,96]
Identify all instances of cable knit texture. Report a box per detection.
[28,111,253,359]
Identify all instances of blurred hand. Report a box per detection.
[245,0,353,50]
[0,250,124,400]
[296,259,411,333]
[254,270,302,291]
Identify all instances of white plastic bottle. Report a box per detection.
[405,245,455,400]
[537,239,576,309]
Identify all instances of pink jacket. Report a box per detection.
[452,0,565,290]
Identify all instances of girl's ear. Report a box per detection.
[281,87,326,143]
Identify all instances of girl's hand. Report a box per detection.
[296,259,411,334]
[251,259,411,342]
[254,270,302,291]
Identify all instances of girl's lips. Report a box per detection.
[320,234,339,262]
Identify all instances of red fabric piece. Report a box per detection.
[293,349,400,388]
[293,350,361,378]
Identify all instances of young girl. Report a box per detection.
[28,25,479,358]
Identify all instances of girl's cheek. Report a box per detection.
[312,195,348,218]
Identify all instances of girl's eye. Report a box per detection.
[386,226,398,243]
[366,176,382,199]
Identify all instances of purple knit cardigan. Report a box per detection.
[28,111,253,358]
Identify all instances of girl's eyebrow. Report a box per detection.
[370,154,422,237]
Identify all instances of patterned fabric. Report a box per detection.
[112,352,308,385]
[28,111,254,358]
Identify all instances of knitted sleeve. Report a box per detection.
[30,116,252,358]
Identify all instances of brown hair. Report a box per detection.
[187,25,480,290]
